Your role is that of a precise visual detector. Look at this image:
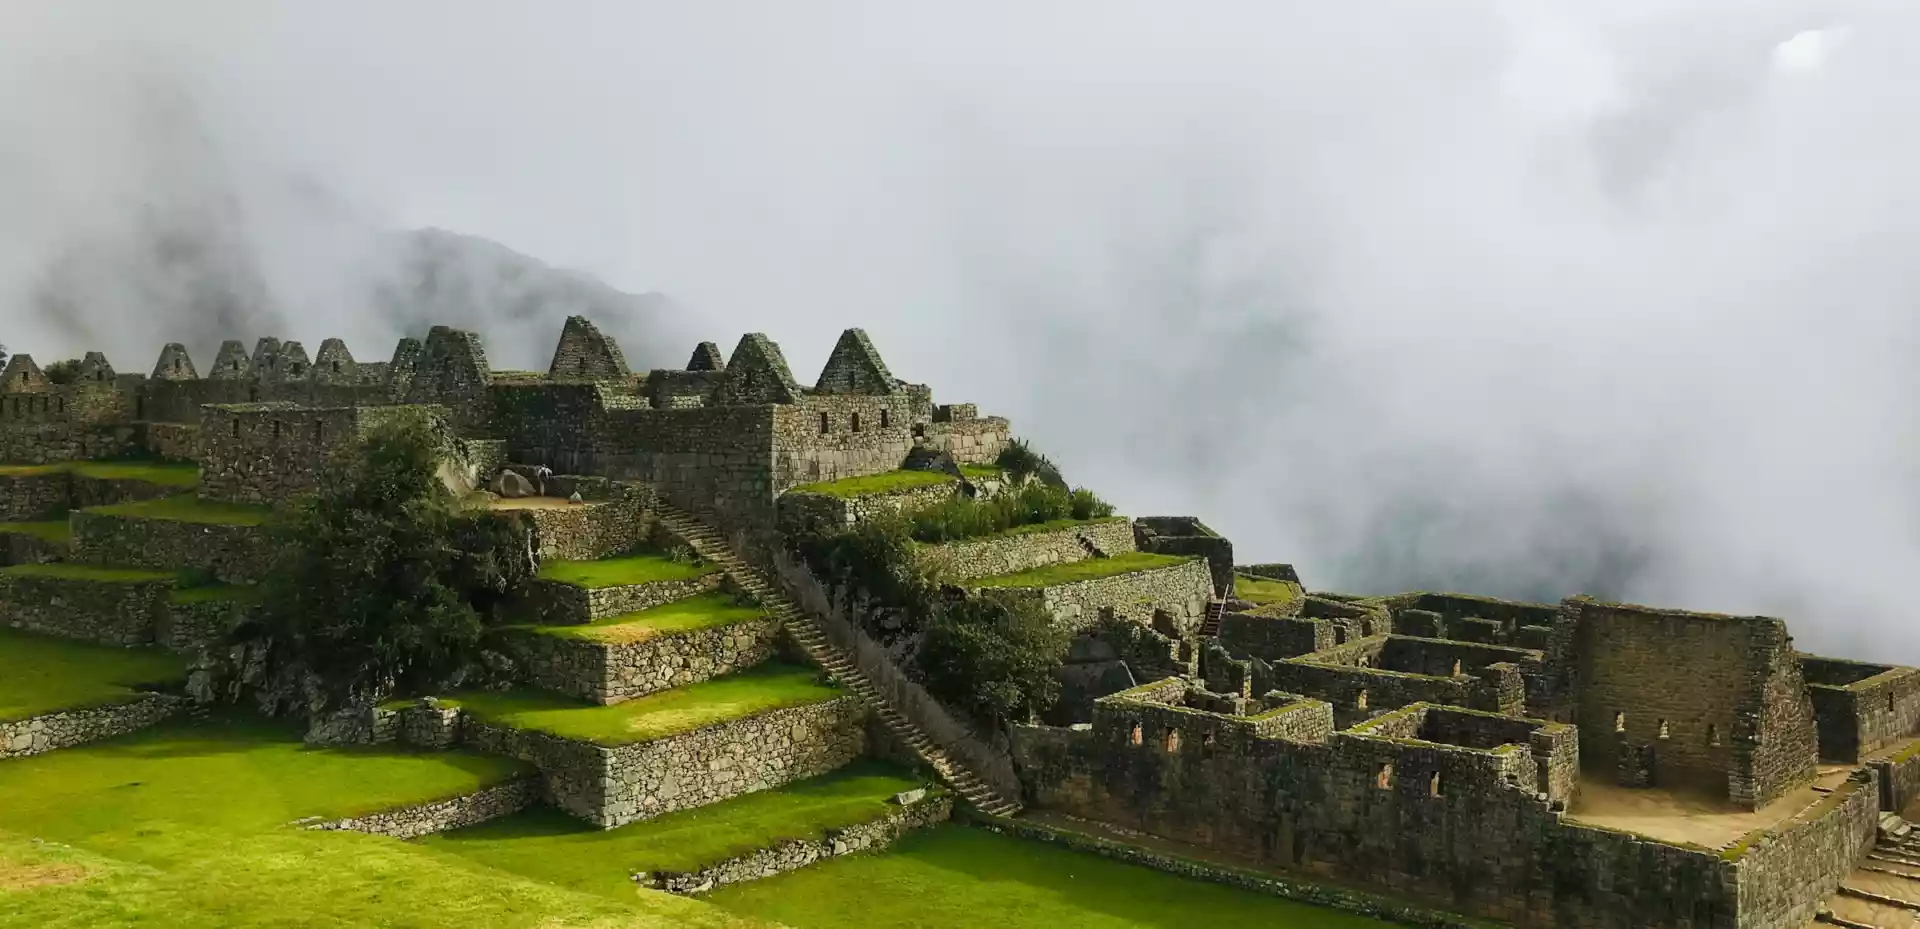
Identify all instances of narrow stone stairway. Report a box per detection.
[652,503,1023,817]
[1818,815,1920,927]
[1198,599,1227,637]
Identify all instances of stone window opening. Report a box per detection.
[231,419,240,438]
[1707,723,1721,747]
[577,358,588,375]
[880,409,890,428]
[1450,660,1462,676]
[1657,720,1670,740]
[1376,763,1394,790]
[818,412,830,435]
[1164,729,1181,753]
[1357,656,1370,668]
[231,360,241,371]
[332,360,341,374]
[1202,730,1216,748]
[272,420,281,439]
[1429,773,1443,797]
[1129,724,1143,746]
[1614,712,1626,733]
[851,412,862,433]
[1355,689,1368,711]
[95,369,106,382]
[312,421,324,444]
[173,358,182,373]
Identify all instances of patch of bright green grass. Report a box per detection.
[958,464,1003,480]
[166,582,259,605]
[0,563,177,583]
[0,715,750,929]
[707,824,1405,929]
[537,553,719,589]
[789,469,955,498]
[968,552,1193,589]
[527,591,765,645]
[0,628,186,721]
[452,664,841,746]
[85,494,272,526]
[427,760,927,899]
[0,520,71,543]
[1235,574,1302,607]
[69,460,200,487]
[0,463,65,477]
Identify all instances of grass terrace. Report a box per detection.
[0,627,187,722]
[69,460,201,487]
[85,494,273,526]
[452,663,841,746]
[968,552,1193,589]
[789,469,955,498]
[536,552,720,589]
[428,760,928,900]
[1235,574,1302,607]
[524,591,764,645]
[167,582,260,605]
[0,714,750,929]
[0,562,177,583]
[0,520,71,543]
[708,824,1405,929]
[958,464,1003,480]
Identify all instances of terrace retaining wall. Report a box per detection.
[509,614,781,704]
[918,519,1136,582]
[71,512,269,583]
[302,777,542,840]
[523,572,725,624]
[0,693,185,759]
[641,792,954,894]
[0,572,170,645]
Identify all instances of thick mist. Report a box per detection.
[3,1,1918,659]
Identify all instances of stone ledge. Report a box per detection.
[299,777,541,839]
[640,791,954,894]
[0,693,185,759]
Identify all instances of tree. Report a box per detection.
[916,595,1069,724]
[248,410,521,713]
[41,359,82,384]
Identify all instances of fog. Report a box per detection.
[3,1,1918,659]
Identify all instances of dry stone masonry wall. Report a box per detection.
[640,791,954,894]
[919,519,1135,582]
[0,694,185,759]
[508,614,781,705]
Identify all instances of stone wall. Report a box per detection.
[71,512,270,584]
[980,557,1213,636]
[0,572,171,645]
[1218,612,1332,661]
[0,693,185,759]
[464,696,868,829]
[772,396,917,492]
[0,470,69,520]
[507,614,781,704]
[0,421,140,465]
[1267,658,1479,727]
[918,416,1010,465]
[137,422,200,461]
[196,403,361,503]
[1729,769,1878,929]
[302,778,541,840]
[1546,598,1818,808]
[1803,656,1920,762]
[518,494,651,562]
[1869,742,1920,814]
[640,792,953,894]
[774,479,959,537]
[522,572,726,624]
[156,595,257,652]
[1134,517,1235,596]
[916,518,1135,582]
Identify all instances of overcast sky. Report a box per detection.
[4,1,1919,659]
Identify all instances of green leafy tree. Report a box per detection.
[251,412,512,712]
[916,595,1069,723]
[41,358,82,385]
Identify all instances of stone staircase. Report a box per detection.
[1198,599,1227,638]
[1819,815,1920,927]
[653,504,1023,817]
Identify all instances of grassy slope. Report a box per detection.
[0,715,756,929]
[1235,574,1302,607]
[0,521,72,543]
[68,462,200,487]
[537,553,720,589]
[428,760,926,899]
[84,495,271,526]
[526,591,765,644]
[167,583,259,605]
[709,824,1402,929]
[0,628,187,721]
[789,470,954,498]
[968,552,1192,589]
[452,664,841,746]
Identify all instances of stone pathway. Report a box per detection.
[1820,821,1920,927]
[653,502,1022,817]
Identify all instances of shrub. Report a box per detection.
[994,438,1066,489]
[41,359,82,385]
[904,481,1112,543]
[916,595,1068,723]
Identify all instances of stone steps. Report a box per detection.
[653,504,1022,818]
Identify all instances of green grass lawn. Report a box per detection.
[0,563,177,583]
[707,824,1404,929]
[0,628,186,721]
[957,464,1003,480]
[0,715,753,929]
[69,461,200,487]
[526,591,765,645]
[84,494,272,527]
[1235,574,1302,607]
[0,520,72,543]
[427,760,928,899]
[968,552,1193,589]
[789,469,955,498]
[537,553,719,589]
[451,665,841,747]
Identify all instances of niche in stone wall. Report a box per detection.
[1355,689,1368,711]
[1164,729,1181,753]
[1658,719,1670,740]
[880,409,890,428]
[1429,772,1443,797]
[1129,724,1143,746]
[1376,762,1394,789]
[1614,711,1626,733]
[851,412,862,432]
[1707,723,1721,746]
